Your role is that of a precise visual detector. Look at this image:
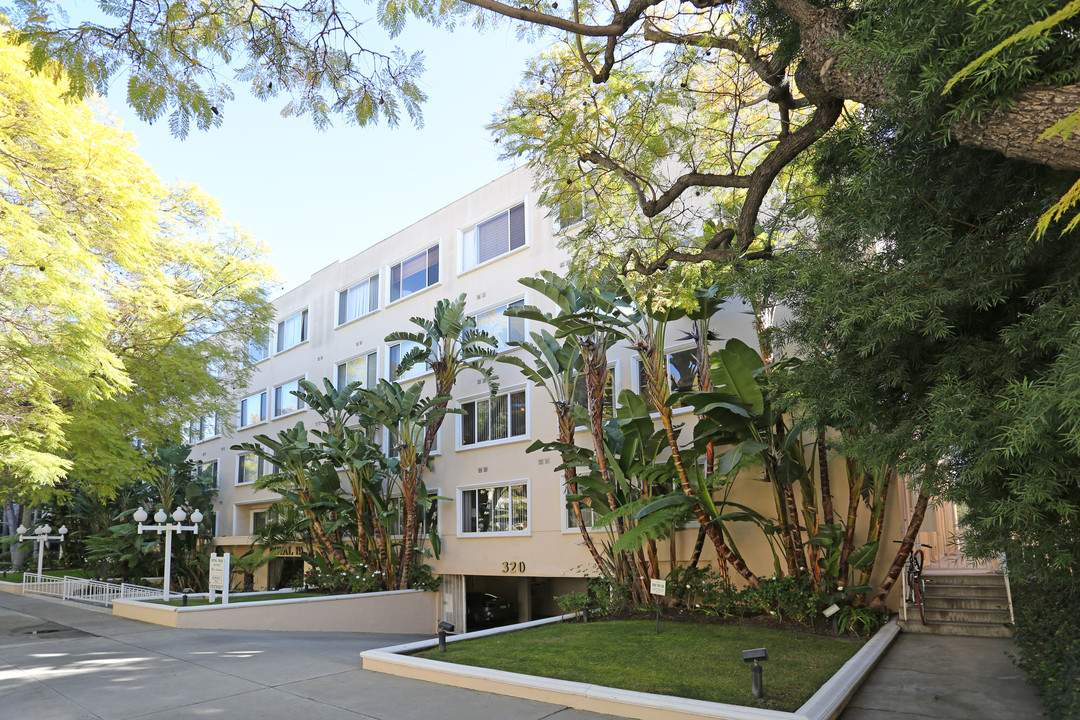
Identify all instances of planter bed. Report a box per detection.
[361,615,900,720]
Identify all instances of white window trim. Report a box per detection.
[198,459,220,490]
[386,240,442,308]
[469,294,528,355]
[275,307,310,355]
[389,486,441,539]
[248,332,272,365]
[456,478,532,538]
[386,426,440,458]
[634,344,700,418]
[188,413,221,445]
[561,483,600,534]
[387,339,434,384]
[235,452,272,486]
[273,375,308,419]
[457,198,530,276]
[238,389,269,429]
[456,384,530,451]
[335,349,380,390]
[336,272,381,328]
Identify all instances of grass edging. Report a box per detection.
[360,615,900,720]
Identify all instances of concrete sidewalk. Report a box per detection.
[0,593,610,720]
[838,632,1047,720]
[0,592,1048,720]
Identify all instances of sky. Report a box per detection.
[104,19,546,293]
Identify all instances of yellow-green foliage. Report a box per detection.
[0,36,275,499]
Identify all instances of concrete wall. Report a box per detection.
[113,589,438,633]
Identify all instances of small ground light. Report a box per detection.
[437,621,455,652]
[742,647,768,699]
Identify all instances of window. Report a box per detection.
[336,351,378,390]
[565,491,599,531]
[338,275,379,325]
[389,490,439,537]
[274,379,305,417]
[461,203,526,271]
[251,508,269,535]
[239,391,268,428]
[387,426,439,458]
[572,365,615,426]
[460,389,527,447]
[553,191,585,233]
[197,460,219,489]
[390,246,439,302]
[186,413,220,444]
[637,348,700,410]
[389,340,426,383]
[237,453,273,485]
[248,332,270,364]
[470,299,525,350]
[276,309,309,353]
[460,482,529,534]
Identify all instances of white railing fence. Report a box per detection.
[22,574,160,607]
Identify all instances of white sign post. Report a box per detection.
[209,552,230,605]
[650,578,667,634]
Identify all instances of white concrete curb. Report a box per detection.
[361,615,900,720]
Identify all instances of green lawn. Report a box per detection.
[150,591,327,606]
[0,568,93,584]
[415,620,860,712]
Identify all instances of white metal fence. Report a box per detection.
[22,574,160,607]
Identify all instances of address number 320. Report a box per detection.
[501,561,526,574]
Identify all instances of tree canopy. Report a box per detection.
[0,38,275,501]
[7,0,1077,262]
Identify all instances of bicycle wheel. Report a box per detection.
[912,574,926,625]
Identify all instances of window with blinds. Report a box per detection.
[390,246,439,302]
[461,202,527,271]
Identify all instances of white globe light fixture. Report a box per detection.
[17,521,69,575]
[133,502,204,601]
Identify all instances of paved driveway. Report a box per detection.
[0,593,615,720]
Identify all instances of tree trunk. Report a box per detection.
[858,468,893,589]
[558,407,606,572]
[837,456,865,583]
[773,0,1080,171]
[868,492,930,609]
[817,433,835,525]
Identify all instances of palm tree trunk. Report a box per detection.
[817,433,835,525]
[868,492,930,608]
[838,457,865,583]
[858,468,893,588]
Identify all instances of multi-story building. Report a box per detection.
[187,166,915,631]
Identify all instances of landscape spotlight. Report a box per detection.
[742,647,768,698]
[437,621,455,653]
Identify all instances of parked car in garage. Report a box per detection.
[466,592,516,627]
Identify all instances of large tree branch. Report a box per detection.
[953,84,1080,172]
[580,150,752,216]
[642,21,783,86]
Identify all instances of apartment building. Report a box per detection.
[186,166,891,630]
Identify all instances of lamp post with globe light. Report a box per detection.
[16,523,68,575]
[133,506,203,601]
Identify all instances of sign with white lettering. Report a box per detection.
[650,579,667,596]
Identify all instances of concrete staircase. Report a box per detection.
[898,571,1014,638]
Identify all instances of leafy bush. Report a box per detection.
[555,591,593,615]
[586,576,632,617]
[837,606,885,637]
[294,565,382,594]
[1012,572,1080,719]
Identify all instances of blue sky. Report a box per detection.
[105,20,544,292]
